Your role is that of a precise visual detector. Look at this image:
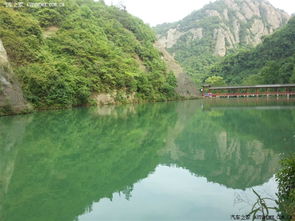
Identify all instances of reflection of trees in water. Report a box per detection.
[0,116,32,220]
[0,103,178,221]
[0,100,294,221]
[160,101,295,189]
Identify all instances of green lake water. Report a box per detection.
[0,98,295,221]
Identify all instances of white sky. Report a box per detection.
[104,0,295,26]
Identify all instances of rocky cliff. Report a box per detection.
[209,16,295,85]
[155,0,290,82]
[0,40,27,115]
[154,42,199,98]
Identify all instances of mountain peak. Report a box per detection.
[155,0,290,82]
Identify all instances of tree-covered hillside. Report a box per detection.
[155,0,289,85]
[210,16,295,85]
[0,0,177,109]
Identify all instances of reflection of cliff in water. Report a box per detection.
[0,115,32,221]
[160,100,295,189]
[0,100,294,221]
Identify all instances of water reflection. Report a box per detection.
[0,99,294,221]
[78,166,279,221]
[161,100,295,189]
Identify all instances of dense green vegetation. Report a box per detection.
[155,0,289,86]
[276,154,295,220]
[0,0,176,109]
[155,3,228,84]
[210,17,295,85]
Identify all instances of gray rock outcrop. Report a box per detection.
[156,0,289,57]
[0,40,28,115]
[154,42,199,98]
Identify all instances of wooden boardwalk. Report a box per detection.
[202,84,295,98]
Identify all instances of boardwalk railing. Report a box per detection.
[202,84,295,98]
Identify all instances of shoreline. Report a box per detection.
[0,96,202,117]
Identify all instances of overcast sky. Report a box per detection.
[104,0,295,26]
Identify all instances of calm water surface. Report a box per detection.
[1,98,295,221]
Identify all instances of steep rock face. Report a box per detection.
[155,0,290,81]
[154,41,199,98]
[210,16,295,84]
[0,40,27,115]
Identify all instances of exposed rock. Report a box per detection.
[214,29,227,56]
[250,19,269,45]
[155,0,290,81]
[43,26,59,38]
[245,0,261,16]
[214,27,236,56]
[223,9,229,21]
[189,28,203,40]
[235,11,247,22]
[91,91,137,105]
[157,28,185,48]
[156,0,290,58]
[261,2,286,29]
[0,41,8,65]
[0,40,28,116]
[92,93,116,105]
[224,0,239,11]
[241,1,256,19]
[154,41,199,98]
[206,10,222,19]
[232,19,240,43]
